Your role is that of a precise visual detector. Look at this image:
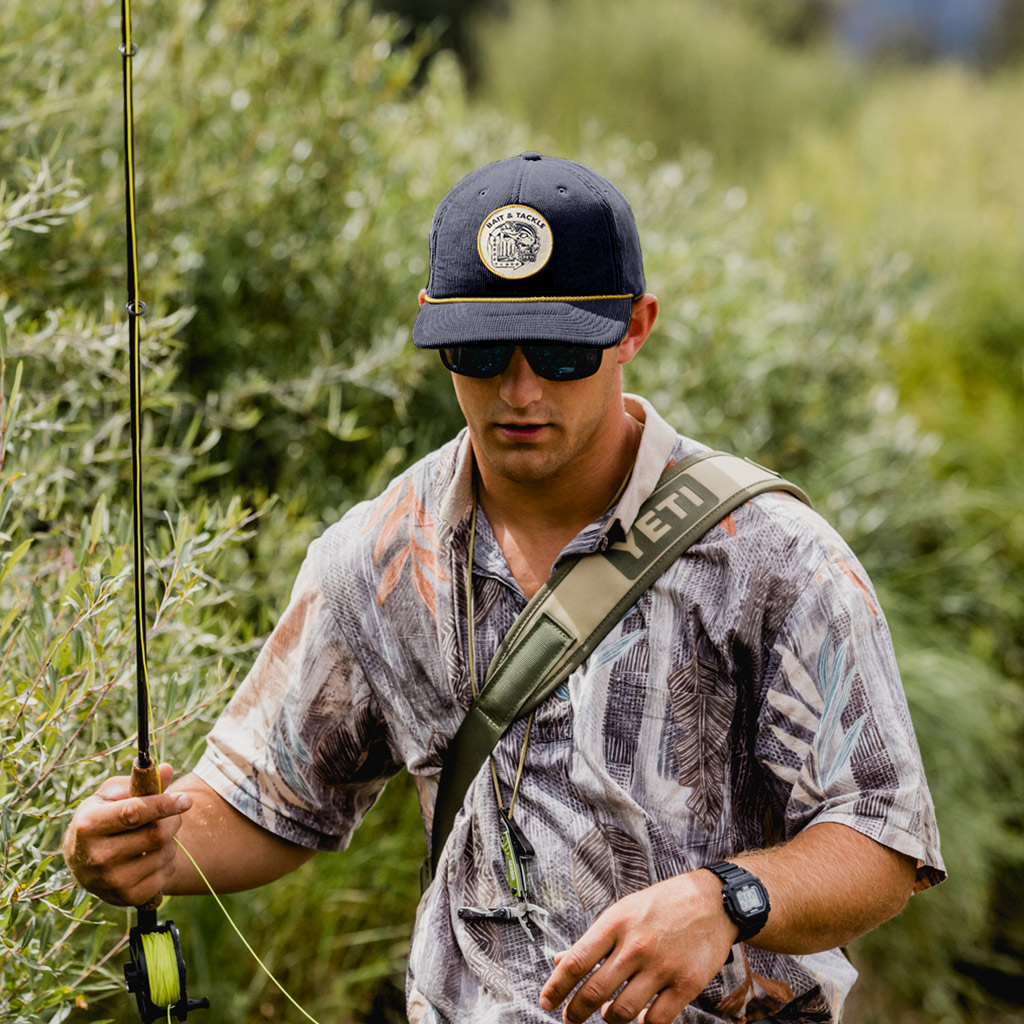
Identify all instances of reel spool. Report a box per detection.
[124,909,210,1023]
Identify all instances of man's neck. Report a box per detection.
[473,410,642,596]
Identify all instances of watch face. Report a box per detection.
[735,882,767,915]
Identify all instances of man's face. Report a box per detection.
[450,343,629,487]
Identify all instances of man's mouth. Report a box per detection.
[496,422,548,442]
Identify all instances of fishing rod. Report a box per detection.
[109,5,330,1019]
[117,2,208,1019]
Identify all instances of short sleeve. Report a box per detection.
[756,520,945,893]
[194,553,402,851]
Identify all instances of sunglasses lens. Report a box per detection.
[526,344,604,381]
[440,344,604,381]
[439,346,513,378]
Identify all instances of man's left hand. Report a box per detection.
[538,869,736,1024]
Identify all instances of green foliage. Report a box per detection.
[721,0,835,46]
[2,1,518,1020]
[468,0,863,177]
[168,775,424,1024]
[6,0,478,521]
[851,641,1024,1022]
[778,67,1024,467]
[757,63,1024,680]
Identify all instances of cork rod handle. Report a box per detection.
[130,756,164,911]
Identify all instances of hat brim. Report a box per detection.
[412,297,633,349]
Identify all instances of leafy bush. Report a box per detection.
[0,303,266,1022]
[468,0,863,177]
[757,63,1024,468]
[2,2,512,1020]
[756,62,1024,682]
[850,641,1024,1023]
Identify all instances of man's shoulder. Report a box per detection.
[307,432,468,600]
[328,432,465,533]
[650,426,856,577]
[685,464,868,607]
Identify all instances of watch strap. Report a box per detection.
[704,860,751,887]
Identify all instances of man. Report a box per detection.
[65,152,944,1023]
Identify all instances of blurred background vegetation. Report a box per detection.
[2,0,1022,1021]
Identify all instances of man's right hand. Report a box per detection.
[62,763,192,907]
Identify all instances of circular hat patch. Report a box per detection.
[477,205,553,280]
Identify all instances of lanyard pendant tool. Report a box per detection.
[457,899,550,942]
[456,810,549,941]
[499,807,535,901]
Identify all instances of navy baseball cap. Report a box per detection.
[413,152,645,349]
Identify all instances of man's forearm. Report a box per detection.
[165,773,314,895]
[734,820,916,954]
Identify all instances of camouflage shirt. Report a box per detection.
[195,395,944,1024]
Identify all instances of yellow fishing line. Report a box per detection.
[173,838,323,1024]
[139,931,181,1007]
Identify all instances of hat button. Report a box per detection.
[521,151,542,161]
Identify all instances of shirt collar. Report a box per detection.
[437,428,475,534]
[613,394,678,534]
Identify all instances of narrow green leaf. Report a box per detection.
[3,359,22,430]
[0,537,33,588]
[0,472,24,530]
[89,493,108,553]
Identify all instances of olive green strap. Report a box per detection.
[424,451,810,886]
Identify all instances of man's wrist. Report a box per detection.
[701,861,771,943]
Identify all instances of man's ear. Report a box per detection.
[617,294,659,365]
[418,288,428,308]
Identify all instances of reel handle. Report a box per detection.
[130,756,163,911]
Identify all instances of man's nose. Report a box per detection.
[498,348,544,407]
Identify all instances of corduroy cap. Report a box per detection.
[413,152,645,349]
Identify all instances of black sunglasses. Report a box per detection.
[439,343,605,381]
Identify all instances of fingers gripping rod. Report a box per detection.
[118,3,208,1019]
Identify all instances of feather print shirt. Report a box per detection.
[195,395,944,1024]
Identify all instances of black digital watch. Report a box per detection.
[702,861,771,942]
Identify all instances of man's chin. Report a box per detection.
[485,450,565,486]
